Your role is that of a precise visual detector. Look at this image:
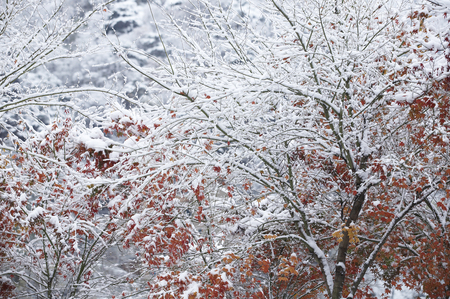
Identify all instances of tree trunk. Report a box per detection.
[331,189,367,299]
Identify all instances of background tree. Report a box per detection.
[0,0,116,132]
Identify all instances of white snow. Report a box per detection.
[26,207,45,223]
[181,281,201,299]
[336,262,345,271]
[76,128,109,151]
[48,216,63,234]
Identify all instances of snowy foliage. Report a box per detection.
[1,0,450,298]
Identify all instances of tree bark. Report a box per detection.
[331,189,367,299]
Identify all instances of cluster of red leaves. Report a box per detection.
[0,278,15,299]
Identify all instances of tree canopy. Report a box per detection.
[1,0,450,298]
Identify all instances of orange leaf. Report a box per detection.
[437,202,447,210]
